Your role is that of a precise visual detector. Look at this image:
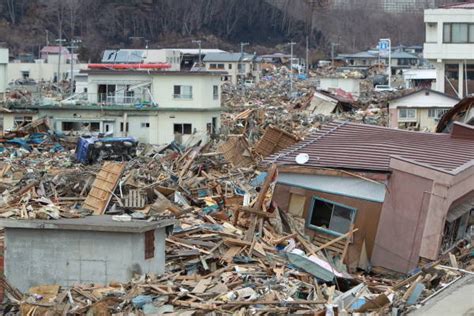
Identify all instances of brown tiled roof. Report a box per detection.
[265,121,474,174]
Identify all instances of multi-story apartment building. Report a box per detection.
[424,2,474,98]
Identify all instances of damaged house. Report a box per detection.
[266,121,474,273]
[436,96,474,133]
[2,68,223,145]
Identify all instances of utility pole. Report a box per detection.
[67,39,81,96]
[306,36,309,75]
[55,38,66,83]
[239,42,249,85]
[288,41,296,96]
[331,42,339,66]
[192,40,202,68]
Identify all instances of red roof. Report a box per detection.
[266,121,474,174]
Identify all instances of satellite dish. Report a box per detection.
[295,153,309,165]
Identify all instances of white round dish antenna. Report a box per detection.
[295,153,309,165]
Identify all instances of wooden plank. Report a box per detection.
[83,162,126,215]
[313,228,358,253]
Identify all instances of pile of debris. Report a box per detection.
[0,130,472,315]
[0,118,67,156]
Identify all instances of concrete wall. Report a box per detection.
[157,110,220,144]
[152,75,221,109]
[319,78,361,97]
[4,227,166,292]
[2,108,221,145]
[8,62,87,83]
[424,8,474,60]
[0,48,7,94]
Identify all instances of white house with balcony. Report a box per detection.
[3,69,223,144]
[424,3,474,98]
[202,52,260,85]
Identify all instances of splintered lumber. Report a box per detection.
[313,228,358,253]
[83,162,126,215]
[219,135,254,167]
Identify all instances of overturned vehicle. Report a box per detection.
[75,136,138,164]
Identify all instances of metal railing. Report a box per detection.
[173,94,193,99]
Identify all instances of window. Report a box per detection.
[174,123,192,135]
[21,71,30,80]
[217,63,224,70]
[144,230,155,259]
[443,23,474,43]
[62,122,74,131]
[141,122,150,128]
[14,116,33,128]
[399,108,417,120]
[209,64,217,70]
[428,108,450,119]
[308,197,355,235]
[90,122,100,131]
[228,64,232,69]
[173,85,192,99]
[213,85,219,100]
[120,122,129,132]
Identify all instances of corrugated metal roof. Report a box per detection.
[265,121,474,174]
[442,2,474,9]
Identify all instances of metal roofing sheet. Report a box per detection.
[265,121,474,174]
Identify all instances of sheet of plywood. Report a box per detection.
[288,193,306,217]
[83,162,126,215]
[254,126,300,158]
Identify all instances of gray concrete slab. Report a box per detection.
[0,215,175,233]
[409,275,474,316]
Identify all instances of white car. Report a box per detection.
[374,85,397,92]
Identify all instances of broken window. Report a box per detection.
[173,85,192,99]
[144,230,155,259]
[213,85,219,100]
[308,197,355,235]
[399,108,416,120]
[14,116,33,128]
[90,122,100,131]
[441,212,470,252]
[21,71,30,80]
[174,123,192,135]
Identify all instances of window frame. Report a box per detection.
[173,85,193,99]
[428,108,450,119]
[306,196,357,237]
[443,23,474,43]
[173,123,192,135]
[398,108,417,121]
[213,85,219,100]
